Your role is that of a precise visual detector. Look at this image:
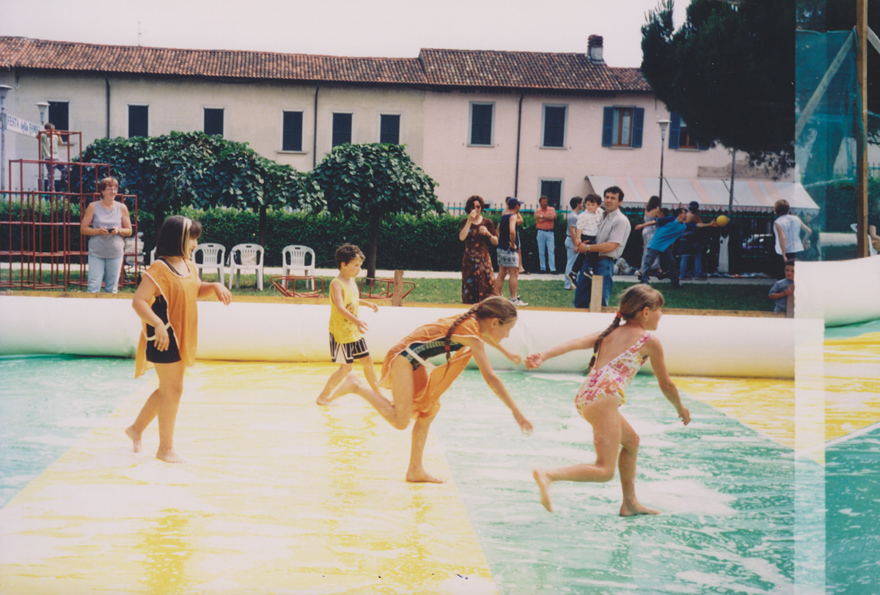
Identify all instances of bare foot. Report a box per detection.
[156,448,187,464]
[315,394,334,406]
[125,426,142,453]
[533,468,553,512]
[406,469,444,484]
[324,372,365,404]
[620,501,661,517]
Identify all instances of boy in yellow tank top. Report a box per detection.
[317,244,381,404]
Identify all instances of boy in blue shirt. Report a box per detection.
[768,260,795,314]
[635,208,717,288]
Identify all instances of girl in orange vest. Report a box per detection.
[126,216,233,463]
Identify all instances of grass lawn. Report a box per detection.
[6,270,776,313]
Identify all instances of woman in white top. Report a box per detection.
[773,199,811,277]
[80,177,132,293]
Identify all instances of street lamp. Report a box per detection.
[36,101,49,125]
[0,84,12,192]
[657,119,670,201]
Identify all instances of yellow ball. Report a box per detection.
[716,215,729,227]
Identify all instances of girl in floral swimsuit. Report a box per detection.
[526,284,690,516]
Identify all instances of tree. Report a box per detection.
[641,0,796,173]
[309,143,442,278]
[75,131,319,243]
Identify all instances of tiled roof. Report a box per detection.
[419,49,641,92]
[612,67,652,92]
[0,37,651,93]
[0,37,425,85]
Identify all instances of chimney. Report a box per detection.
[588,35,604,64]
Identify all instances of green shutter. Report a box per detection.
[602,107,613,147]
[631,108,644,148]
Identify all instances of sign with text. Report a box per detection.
[3,114,41,137]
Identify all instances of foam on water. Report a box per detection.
[436,371,802,594]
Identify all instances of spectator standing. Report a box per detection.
[773,199,812,278]
[573,187,631,308]
[563,197,584,290]
[40,123,67,191]
[459,195,499,304]
[568,193,604,286]
[80,177,132,293]
[535,195,557,274]
[496,197,528,306]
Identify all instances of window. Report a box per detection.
[380,114,400,145]
[48,101,69,141]
[204,108,224,137]
[128,105,149,138]
[601,106,644,148]
[332,113,352,147]
[540,179,563,209]
[469,102,494,146]
[542,105,567,148]
[282,111,303,151]
[669,112,708,150]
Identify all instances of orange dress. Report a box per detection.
[380,316,482,419]
[135,259,200,378]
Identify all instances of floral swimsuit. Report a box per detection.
[575,333,651,417]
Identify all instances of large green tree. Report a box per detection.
[309,143,442,278]
[641,0,796,172]
[76,131,319,243]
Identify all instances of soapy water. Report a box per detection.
[2,342,878,594]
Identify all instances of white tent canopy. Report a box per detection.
[586,176,820,214]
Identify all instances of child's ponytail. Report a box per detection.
[585,285,664,374]
[443,296,518,367]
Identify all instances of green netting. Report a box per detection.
[797,29,880,246]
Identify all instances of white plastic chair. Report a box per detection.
[192,243,226,285]
[228,243,265,290]
[282,245,316,288]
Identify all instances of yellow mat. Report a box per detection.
[0,362,496,595]
[674,330,880,466]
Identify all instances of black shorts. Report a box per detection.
[145,296,182,364]
[329,332,370,364]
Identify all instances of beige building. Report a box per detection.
[1,35,799,211]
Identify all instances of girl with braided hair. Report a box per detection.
[325,296,533,483]
[525,285,690,514]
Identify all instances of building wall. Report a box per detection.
[2,72,426,189]
[2,69,738,204]
[423,89,735,209]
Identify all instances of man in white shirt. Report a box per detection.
[573,186,632,308]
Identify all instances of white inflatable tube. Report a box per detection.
[796,254,880,327]
[0,295,795,378]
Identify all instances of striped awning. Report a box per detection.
[586,176,819,213]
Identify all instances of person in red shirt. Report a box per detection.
[535,195,557,274]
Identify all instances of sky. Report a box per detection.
[0,0,690,68]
